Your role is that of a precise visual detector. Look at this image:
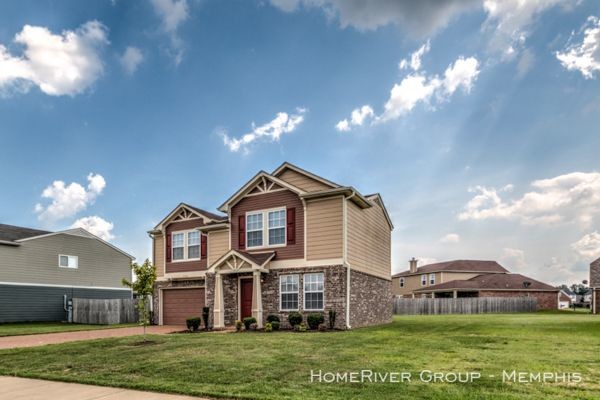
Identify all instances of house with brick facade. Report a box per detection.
[148,162,393,329]
[591,257,600,314]
[392,259,560,310]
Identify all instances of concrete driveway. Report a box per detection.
[0,325,183,350]
[0,376,206,400]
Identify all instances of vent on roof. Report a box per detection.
[522,281,532,288]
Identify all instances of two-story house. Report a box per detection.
[149,162,393,329]
[0,224,134,323]
[591,257,600,314]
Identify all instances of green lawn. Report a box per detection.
[0,322,135,337]
[0,313,599,399]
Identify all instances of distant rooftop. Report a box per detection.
[0,223,51,243]
[393,260,509,278]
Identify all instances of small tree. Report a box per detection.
[122,259,156,341]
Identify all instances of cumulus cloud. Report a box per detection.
[35,173,106,223]
[399,40,430,71]
[459,172,600,226]
[335,105,374,132]
[270,0,480,36]
[571,232,600,260]
[119,46,144,75]
[71,216,115,241]
[150,0,189,65]
[221,108,306,152]
[556,16,600,79]
[440,233,460,243]
[0,21,108,96]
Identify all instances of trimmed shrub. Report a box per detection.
[243,317,257,330]
[264,322,273,332]
[186,317,201,332]
[288,312,303,327]
[328,310,336,330]
[307,313,325,330]
[266,314,280,323]
[202,306,210,331]
[249,323,258,331]
[295,322,307,332]
[235,320,243,332]
[271,321,280,331]
[318,323,328,332]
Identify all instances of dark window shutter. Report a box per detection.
[166,233,172,262]
[286,208,296,245]
[238,215,246,249]
[201,234,207,259]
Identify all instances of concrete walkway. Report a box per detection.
[0,376,206,399]
[0,325,182,350]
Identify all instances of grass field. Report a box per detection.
[0,322,135,337]
[0,312,598,399]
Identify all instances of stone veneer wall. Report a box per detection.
[349,269,392,328]
[153,279,206,325]
[479,290,558,310]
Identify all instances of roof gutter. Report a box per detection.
[0,240,20,247]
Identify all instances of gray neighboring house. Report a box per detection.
[0,223,134,323]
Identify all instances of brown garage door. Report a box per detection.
[162,288,205,325]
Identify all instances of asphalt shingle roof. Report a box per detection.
[393,260,508,277]
[0,223,51,243]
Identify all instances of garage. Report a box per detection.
[161,288,205,325]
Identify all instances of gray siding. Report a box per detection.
[0,233,131,288]
[0,284,131,323]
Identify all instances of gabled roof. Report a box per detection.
[393,260,509,278]
[414,273,558,292]
[152,202,227,231]
[366,193,394,230]
[217,170,306,212]
[272,161,340,189]
[208,249,276,273]
[0,223,51,244]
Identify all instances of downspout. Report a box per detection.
[344,190,356,330]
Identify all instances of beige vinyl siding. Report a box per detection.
[347,200,391,280]
[306,197,343,260]
[0,233,131,288]
[278,169,332,192]
[208,229,230,266]
[154,234,165,277]
[392,273,440,296]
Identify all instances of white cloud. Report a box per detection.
[0,21,108,96]
[335,119,350,132]
[269,0,480,36]
[571,232,600,260]
[335,105,374,131]
[221,108,306,152]
[440,233,460,243]
[36,173,106,223]
[500,247,527,271]
[417,257,438,267]
[399,40,430,71]
[482,0,565,59]
[556,16,600,79]
[441,56,480,95]
[71,216,115,241]
[459,172,600,226]
[379,74,441,122]
[150,0,189,65]
[119,46,144,75]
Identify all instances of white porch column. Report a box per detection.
[453,290,458,299]
[214,273,224,328]
[252,270,263,328]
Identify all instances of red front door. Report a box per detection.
[240,279,253,320]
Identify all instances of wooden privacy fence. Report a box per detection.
[393,297,537,315]
[72,298,138,324]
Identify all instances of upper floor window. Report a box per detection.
[304,272,324,310]
[421,274,427,286]
[171,230,201,261]
[429,273,435,285]
[59,255,78,269]
[246,208,286,248]
[399,277,405,288]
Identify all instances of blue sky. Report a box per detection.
[1,0,599,284]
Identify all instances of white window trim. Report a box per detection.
[399,277,404,288]
[279,274,299,312]
[171,229,202,263]
[421,274,427,286]
[303,272,324,311]
[429,273,435,285]
[58,254,78,269]
[245,206,287,250]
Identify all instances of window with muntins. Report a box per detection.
[399,277,404,288]
[268,210,286,245]
[421,274,427,286]
[171,230,201,261]
[172,233,185,260]
[246,208,286,248]
[304,273,324,310]
[246,212,263,247]
[59,255,78,269]
[429,273,435,285]
[188,231,200,259]
[280,274,299,310]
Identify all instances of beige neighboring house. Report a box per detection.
[392,259,509,297]
[149,162,394,329]
[591,257,600,314]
